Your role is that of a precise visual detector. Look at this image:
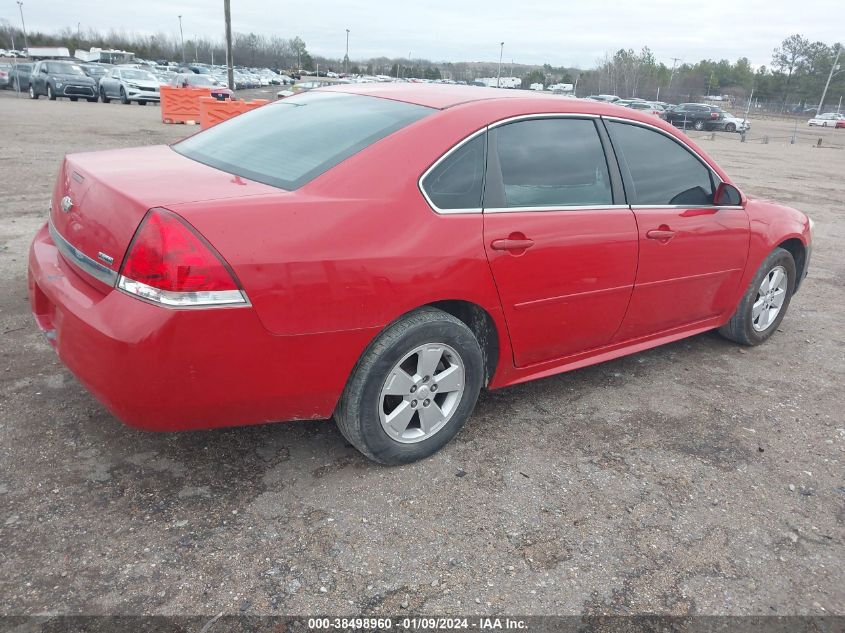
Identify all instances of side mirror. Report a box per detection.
[714,182,742,206]
[40,67,48,74]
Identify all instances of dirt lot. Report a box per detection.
[0,89,843,618]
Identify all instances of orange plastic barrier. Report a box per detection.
[160,86,213,124]
[199,97,270,129]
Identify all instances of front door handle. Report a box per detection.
[491,237,535,252]
[646,227,676,242]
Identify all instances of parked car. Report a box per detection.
[0,63,10,88]
[80,63,109,83]
[719,111,751,133]
[29,85,812,464]
[625,101,663,116]
[98,67,161,105]
[171,73,233,100]
[29,61,98,101]
[807,113,845,127]
[664,103,724,131]
[6,62,33,90]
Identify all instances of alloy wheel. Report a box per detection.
[752,265,788,332]
[378,343,466,444]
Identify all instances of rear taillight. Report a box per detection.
[118,208,248,307]
[711,112,718,119]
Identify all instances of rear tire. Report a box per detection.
[29,85,37,99]
[69,97,78,102]
[718,247,796,346]
[100,87,110,103]
[87,96,98,103]
[335,307,484,465]
[693,120,705,131]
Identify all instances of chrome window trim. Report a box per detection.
[629,204,744,210]
[417,126,487,215]
[486,204,630,214]
[49,219,118,287]
[487,112,600,129]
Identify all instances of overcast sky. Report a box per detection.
[8,0,843,67]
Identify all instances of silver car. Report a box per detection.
[98,67,160,105]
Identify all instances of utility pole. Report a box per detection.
[667,57,681,96]
[223,0,234,91]
[77,22,81,41]
[345,28,349,75]
[407,51,411,78]
[178,15,185,63]
[817,45,842,116]
[16,2,28,55]
[497,41,504,88]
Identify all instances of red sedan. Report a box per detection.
[29,85,813,464]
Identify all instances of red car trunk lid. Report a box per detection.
[50,145,279,288]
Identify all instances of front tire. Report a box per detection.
[138,99,146,105]
[693,120,705,131]
[719,247,796,345]
[100,87,110,103]
[47,84,56,100]
[120,87,129,104]
[725,123,736,133]
[335,307,484,465]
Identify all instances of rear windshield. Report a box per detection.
[173,91,433,190]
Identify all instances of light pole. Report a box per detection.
[497,41,504,88]
[224,0,234,91]
[177,15,185,63]
[16,1,28,55]
[345,28,349,75]
[817,45,842,116]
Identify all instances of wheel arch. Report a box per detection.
[777,237,807,291]
[427,299,500,386]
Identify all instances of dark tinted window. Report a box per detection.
[175,92,432,190]
[421,133,485,210]
[494,118,612,208]
[607,122,714,206]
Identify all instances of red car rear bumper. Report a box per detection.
[28,222,376,431]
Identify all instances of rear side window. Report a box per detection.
[421,133,486,210]
[607,121,714,206]
[174,92,432,190]
[493,118,613,208]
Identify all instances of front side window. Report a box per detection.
[607,121,714,206]
[493,118,613,208]
[174,91,432,190]
[421,133,485,210]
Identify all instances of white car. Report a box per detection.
[98,67,161,104]
[720,112,751,133]
[808,113,845,127]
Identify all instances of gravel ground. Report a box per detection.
[0,89,843,618]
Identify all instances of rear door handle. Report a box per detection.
[646,228,676,242]
[490,237,535,251]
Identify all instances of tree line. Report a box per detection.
[1,23,841,107]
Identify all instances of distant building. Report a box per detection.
[548,83,574,93]
[26,46,71,59]
[74,48,135,64]
[475,76,521,89]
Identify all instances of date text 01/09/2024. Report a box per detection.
[307,617,529,630]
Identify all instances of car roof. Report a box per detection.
[313,82,628,112]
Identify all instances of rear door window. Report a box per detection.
[174,91,432,190]
[491,118,613,208]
